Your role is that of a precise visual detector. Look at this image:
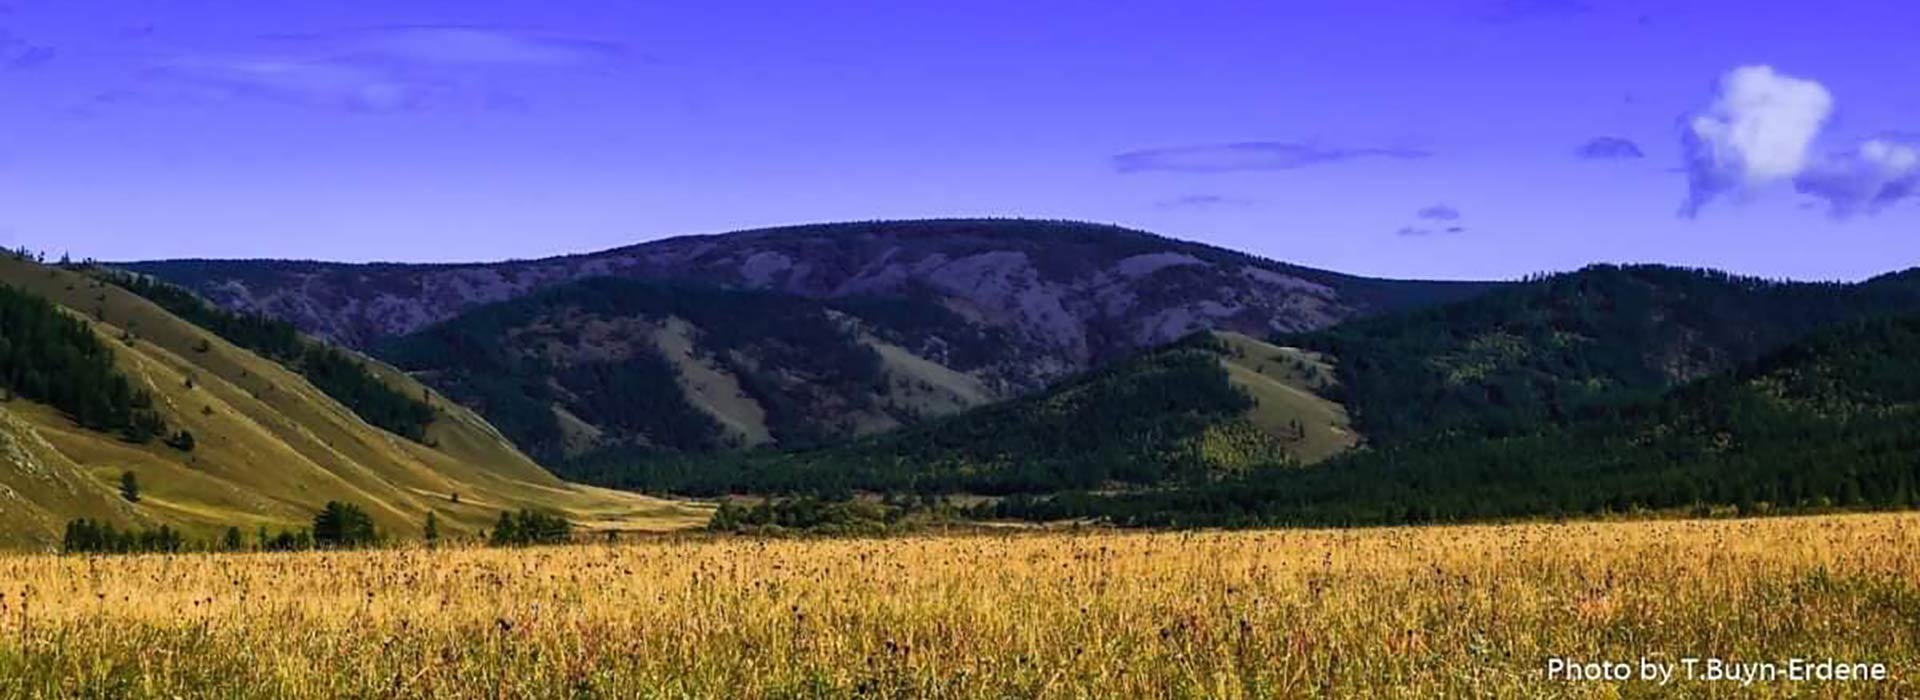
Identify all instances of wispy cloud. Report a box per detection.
[1400,203,1466,237]
[1479,0,1593,23]
[1576,136,1645,160]
[261,26,627,68]
[1794,140,1919,218]
[1113,142,1431,174]
[1396,225,1466,237]
[98,25,627,114]
[1154,194,1256,210]
[117,22,159,40]
[136,57,466,112]
[0,29,54,70]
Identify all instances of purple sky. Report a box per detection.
[1,0,1916,280]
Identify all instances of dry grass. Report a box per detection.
[1215,332,1358,464]
[2,513,1917,698]
[0,258,709,549]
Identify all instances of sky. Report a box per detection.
[0,0,1916,281]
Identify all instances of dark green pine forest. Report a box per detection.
[100,271,436,442]
[1004,311,1920,526]
[0,282,167,442]
[1288,264,1920,445]
[374,277,902,461]
[999,267,1920,527]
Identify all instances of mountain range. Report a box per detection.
[6,218,1919,547]
[124,220,1492,463]
[546,262,1920,504]
[124,220,1495,356]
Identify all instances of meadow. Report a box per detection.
[1,513,1917,699]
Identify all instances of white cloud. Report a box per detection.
[1681,65,1833,216]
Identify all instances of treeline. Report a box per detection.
[99,271,436,441]
[1286,264,1920,448]
[561,334,1283,495]
[63,501,577,554]
[995,313,1920,528]
[708,494,968,536]
[488,509,572,546]
[63,520,315,554]
[0,282,169,443]
[63,501,381,555]
[61,520,188,554]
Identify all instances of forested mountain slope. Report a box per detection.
[560,332,1352,496]
[375,277,1008,462]
[0,256,705,549]
[1009,312,1920,526]
[1288,264,1920,446]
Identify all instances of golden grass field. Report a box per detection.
[2,513,1916,699]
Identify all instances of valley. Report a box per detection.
[7,219,1920,545]
[7,5,1908,697]
[5,219,1920,700]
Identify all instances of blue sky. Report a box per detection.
[1,0,1915,280]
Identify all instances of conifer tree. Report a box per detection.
[119,471,140,503]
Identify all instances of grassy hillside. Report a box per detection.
[374,277,1007,463]
[1010,312,1920,527]
[0,257,706,550]
[0,401,142,551]
[564,332,1352,495]
[0,282,167,442]
[1289,264,1920,446]
[101,270,437,441]
[1214,332,1356,464]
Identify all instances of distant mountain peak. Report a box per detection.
[122,218,1498,354]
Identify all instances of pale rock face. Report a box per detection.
[0,409,53,480]
[737,252,793,287]
[916,251,1088,363]
[1240,265,1335,295]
